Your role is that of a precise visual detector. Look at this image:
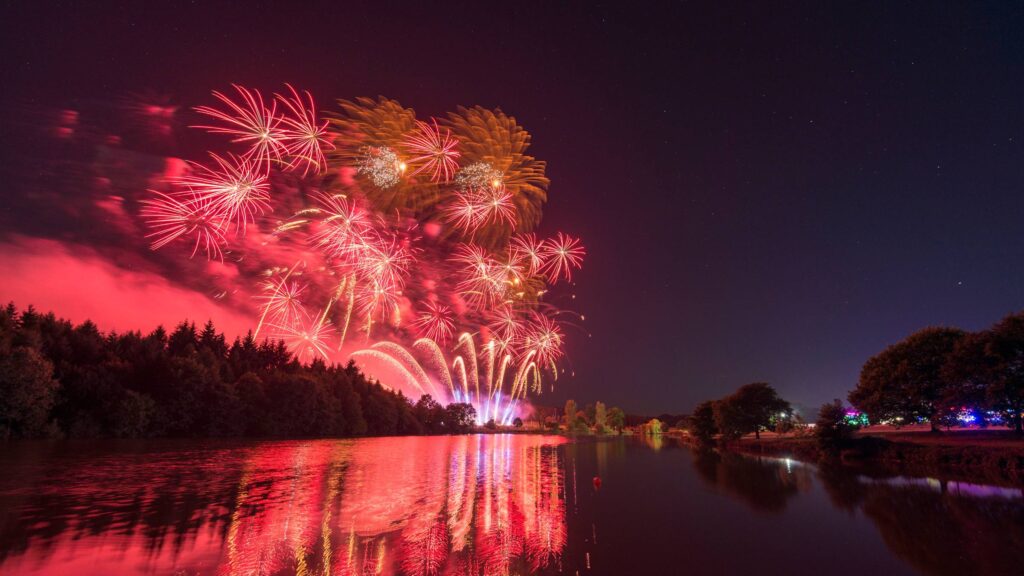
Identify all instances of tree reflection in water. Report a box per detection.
[0,435,569,575]
[692,449,1024,576]
[691,450,812,513]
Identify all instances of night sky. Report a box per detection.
[2,1,1024,414]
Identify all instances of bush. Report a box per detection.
[816,399,854,450]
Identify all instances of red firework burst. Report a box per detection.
[193,84,288,169]
[403,118,460,183]
[140,189,228,260]
[356,278,402,320]
[276,83,334,175]
[478,186,516,228]
[413,301,456,343]
[175,153,270,232]
[523,313,564,366]
[357,238,412,290]
[442,189,485,234]
[271,314,336,362]
[256,279,308,327]
[308,193,377,265]
[540,232,585,283]
[488,305,527,348]
[510,233,546,275]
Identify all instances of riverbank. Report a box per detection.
[682,430,1024,486]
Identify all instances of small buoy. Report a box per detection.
[593,476,602,490]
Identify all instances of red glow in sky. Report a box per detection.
[0,236,253,337]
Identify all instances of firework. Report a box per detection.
[510,233,545,274]
[142,85,585,419]
[356,145,405,189]
[276,83,333,175]
[140,189,228,260]
[522,313,564,367]
[446,107,549,245]
[174,153,270,231]
[356,279,402,323]
[479,186,516,227]
[454,244,506,309]
[541,232,585,283]
[403,118,460,183]
[455,161,504,191]
[351,329,558,425]
[305,193,377,264]
[442,189,485,234]
[357,238,411,290]
[413,301,456,343]
[271,310,336,362]
[488,305,527,348]
[193,84,288,169]
[256,278,308,330]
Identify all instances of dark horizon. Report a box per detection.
[2,1,1024,414]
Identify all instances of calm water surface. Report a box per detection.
[0,434,1022,575]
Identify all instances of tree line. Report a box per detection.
[522,399,627,434]
[0,304,477,440]
[686,382,792,445]
[685,310,1024,449]
[847,312,1024,433]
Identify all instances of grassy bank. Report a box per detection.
[682,431,1024,486]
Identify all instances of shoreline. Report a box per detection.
[678,432,1024,487]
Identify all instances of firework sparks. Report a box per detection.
[523,313,564,369]
[413,301,456,343]
[193,84,288,169]
[488,305,527,348]
[358,238,412,290]
[272,315,336,362]
[175,153,270,231]
[356,279,402,322]
[256,279,308,328]
[455,161,504,191]
[403,118,460,183]
[443,190,485,234]
[144,85,585,416]
[140,189,228,260]
[276,83,334,175]
[306,193,376,264]
[356,146,406,189]
[510,233,545,274]
[541,232,585,283]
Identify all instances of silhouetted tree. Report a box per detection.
[443,403,476,433]
[688,400,717,445]
[0,303,486,440]
[594,401,607,433]
[583,403,596,425]
[606,406,625,433]
[414,395,445,433]
[850,327,965,431]
[714,383,791,440]
[0,347,59,439]
[562,399,576,429]
[944,314,1024,433]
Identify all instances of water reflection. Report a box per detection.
[691,450,813,513]
[0,435,568,575]
[3,437,1024,576]
[691,450,1024,576]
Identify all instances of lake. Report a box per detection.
[0,434,1021,575]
